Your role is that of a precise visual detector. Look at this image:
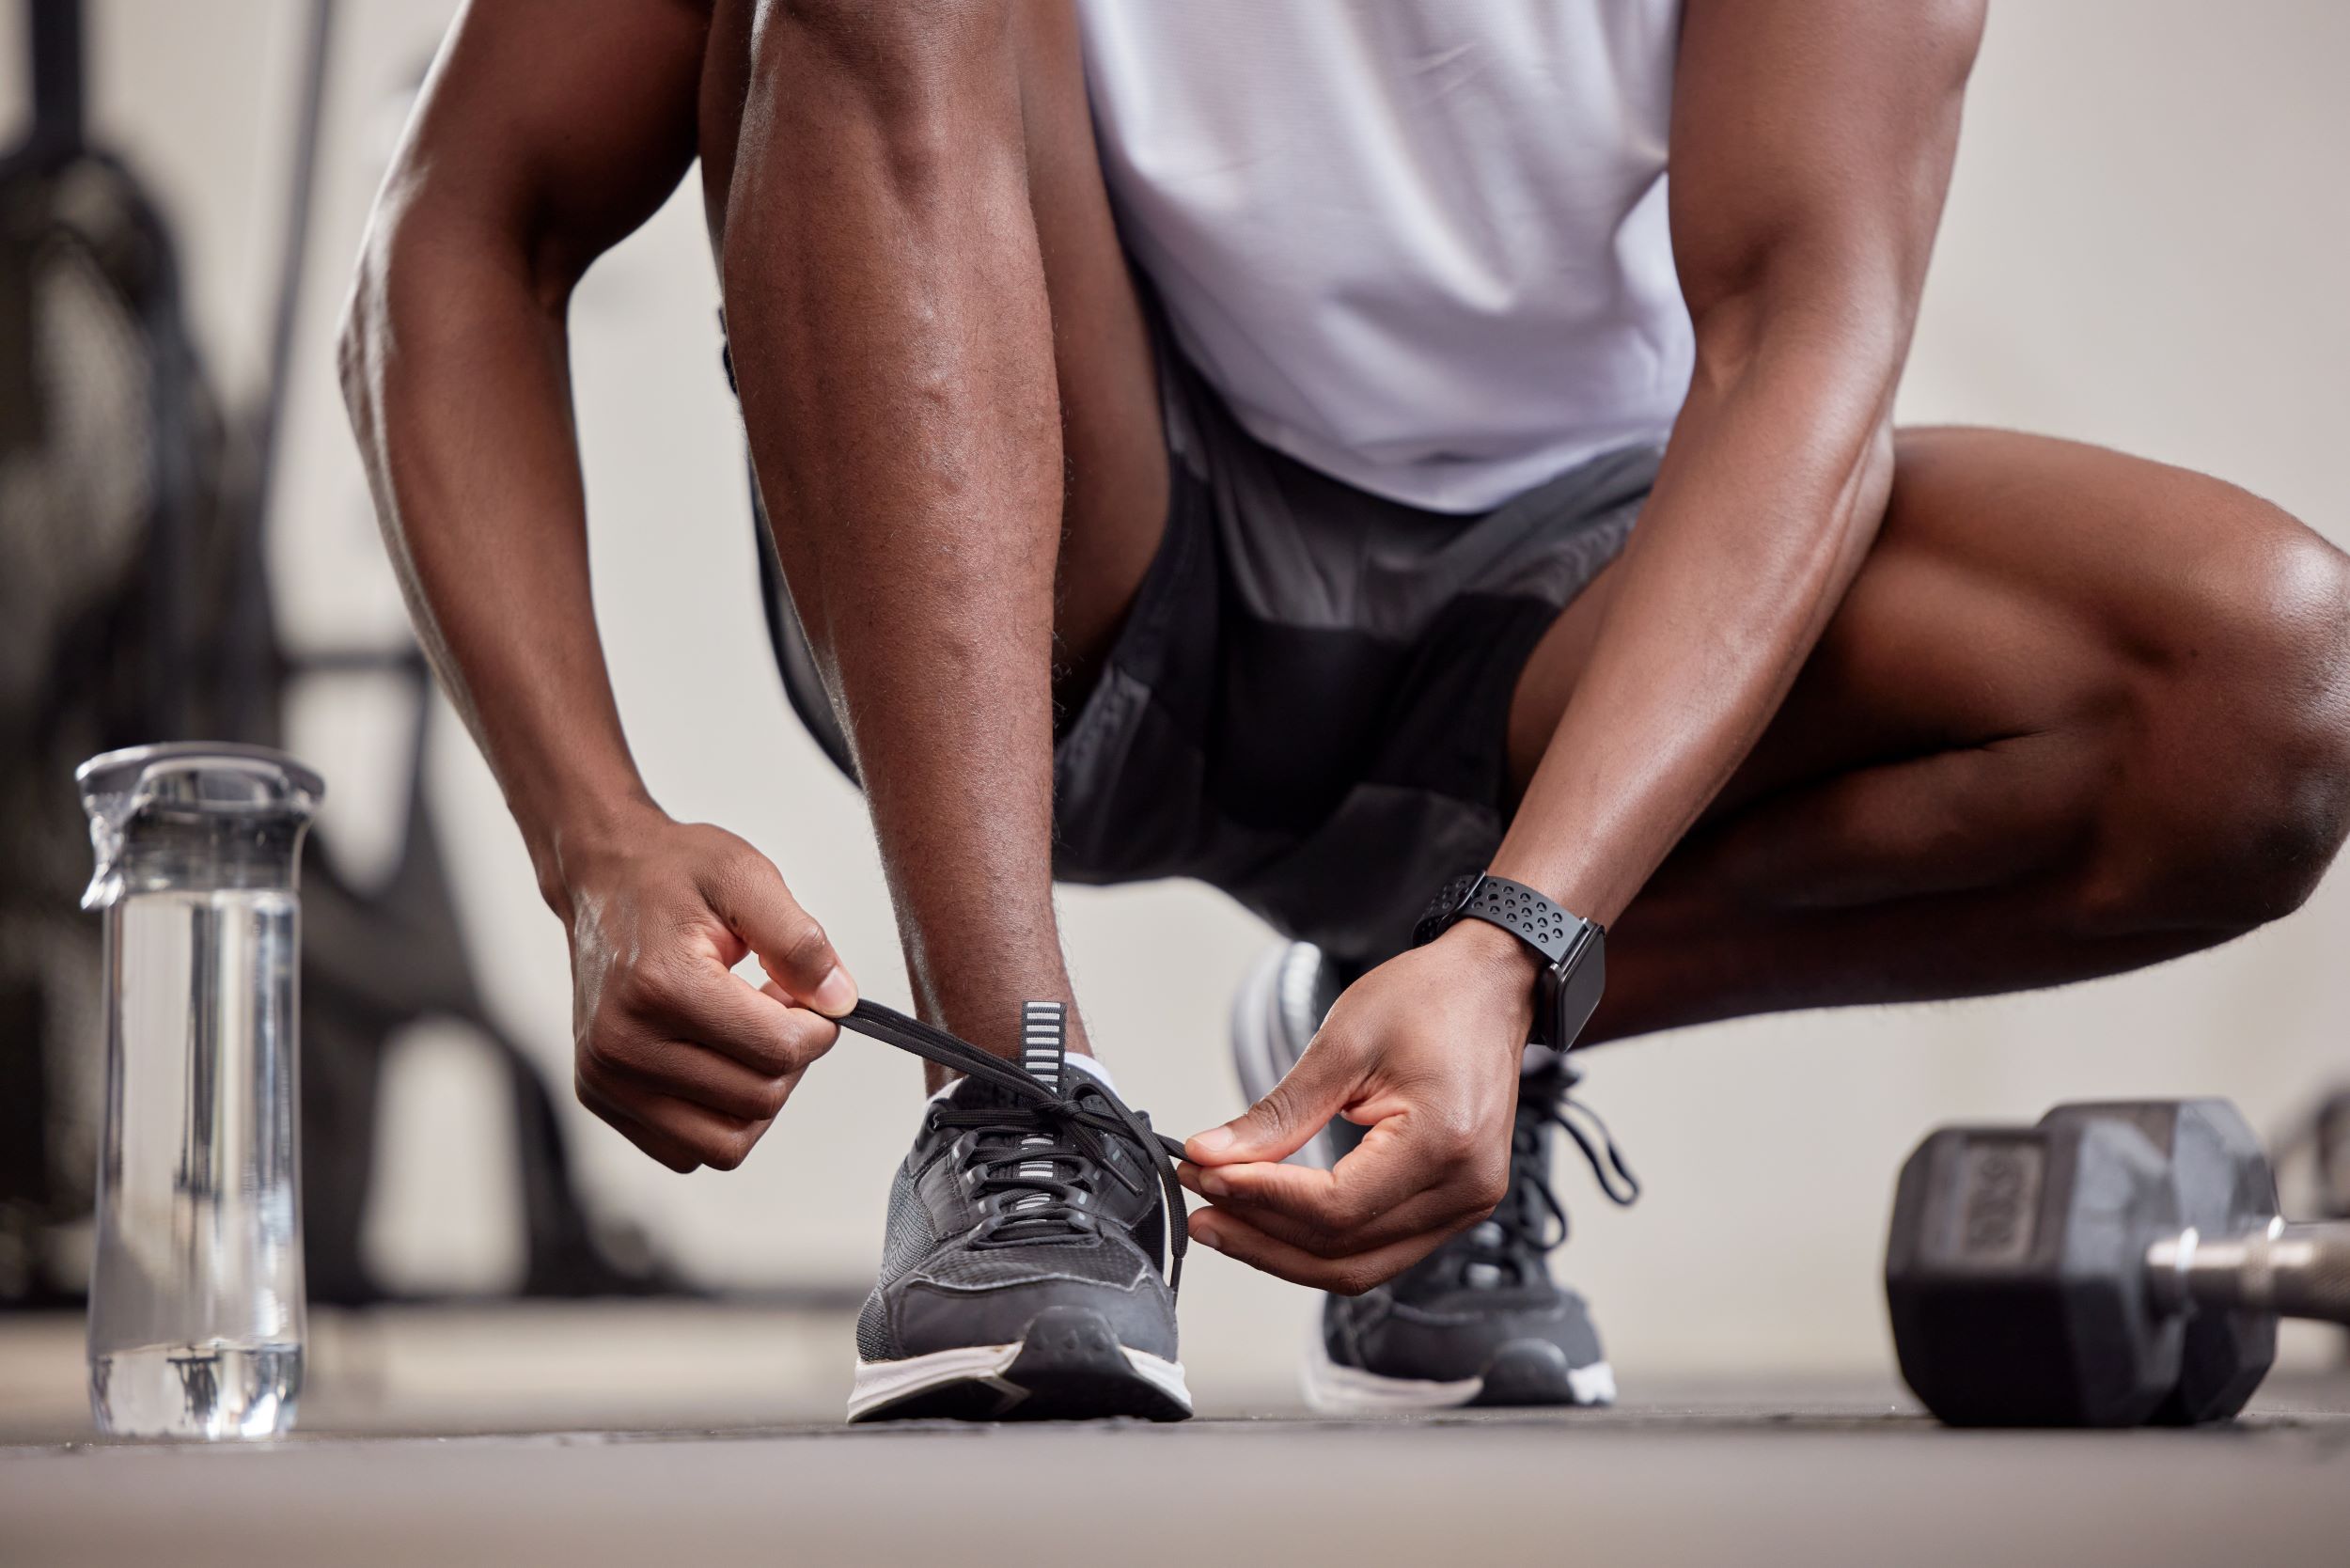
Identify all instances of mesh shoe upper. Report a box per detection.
[856,1043,1179,1365]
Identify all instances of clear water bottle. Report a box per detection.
[76,744,321,1440]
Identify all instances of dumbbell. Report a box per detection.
[1884,1098,2350,1427]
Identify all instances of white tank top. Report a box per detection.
[1077,0,1690,514]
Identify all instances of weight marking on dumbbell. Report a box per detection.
[1957,1141,2040,1262]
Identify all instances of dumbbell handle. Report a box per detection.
[2145,1220,2350,1325]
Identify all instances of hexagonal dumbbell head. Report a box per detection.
[1885,1118,2184,1426]
[2316,1091,2350,1220]
[2037,1100,2280,1423]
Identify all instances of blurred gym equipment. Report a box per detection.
[0,0,669,1309]
[1886,1098,2350,1427]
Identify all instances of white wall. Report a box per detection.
[43,0,2350,1389]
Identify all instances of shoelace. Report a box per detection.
[838,999,1193,1294]
[1465,1058,1640,1285]
[931,1099,1126,1247]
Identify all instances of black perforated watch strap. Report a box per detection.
[1462,874,1574,964]
[1414,871,1581,963]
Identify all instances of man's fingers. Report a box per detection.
[590,961,832,1118]
[1186,1206,1459,1294]
[586,1034,797,1123]
[621,1086,771,1171]
[575,1074,771,1173]
[1186,1031,1360,1167]
[575,949,835,1168]
[698,852,856,1015]
[1178,1152,1470,1257]
[576,1075,705,1173]
[647,964,839,1076]
[1178,1110,1496,1255]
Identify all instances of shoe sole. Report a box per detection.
[1230,943,1335,1168]
[1303,1331,1616,1414]
[848,1306,1193,1423]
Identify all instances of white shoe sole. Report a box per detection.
[1301,1330,1616,1414]
[848,1340,1193,1422]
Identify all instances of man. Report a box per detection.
[340,0,2350,1421]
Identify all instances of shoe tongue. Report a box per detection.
[936,1001,1068,1115]
[1018,1000,1067,1093]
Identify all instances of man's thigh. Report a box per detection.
[1511,425,2350,829]
[1552,428,2350,1035]
[1010,3,1169,691]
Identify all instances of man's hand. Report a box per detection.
[556,808,856,1173]
[1180,923,1539,1292]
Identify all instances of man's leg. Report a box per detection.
[1504,428,2350,1041]
[719,0,1162,1067]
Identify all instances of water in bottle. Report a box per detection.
[77,744,321,1439]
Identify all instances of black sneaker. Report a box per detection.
[841,1000,1193,1422]
[1229,942,1348,1168]
[1230,941,1637,1412]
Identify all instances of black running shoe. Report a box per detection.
[842,1000,1192,1422]
[1228,941,1348,1168]
[1230,941,1637,1412]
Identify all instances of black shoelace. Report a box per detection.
[1465,1058,1641,1285]
[838,1000,1193,1294]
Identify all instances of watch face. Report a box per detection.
[1548,926,1606,1050]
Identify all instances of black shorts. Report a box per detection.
[753,326,1657,968]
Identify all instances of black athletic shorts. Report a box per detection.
[749,316,1659,968]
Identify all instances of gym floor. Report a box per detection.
[3,1309,2346,1566]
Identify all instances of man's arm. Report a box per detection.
[1486,0,1984,922]
[1183,0,1988,1288]
[341,0,852,1174]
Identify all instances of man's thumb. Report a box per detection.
[702,853,856,1016]
[1187,1038,1355,1165]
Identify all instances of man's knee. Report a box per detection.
[2084,518,2350,934]
[744,0,1023,202]
[756,0,1012,106]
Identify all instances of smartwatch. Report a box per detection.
[1413,871,1606,1050]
